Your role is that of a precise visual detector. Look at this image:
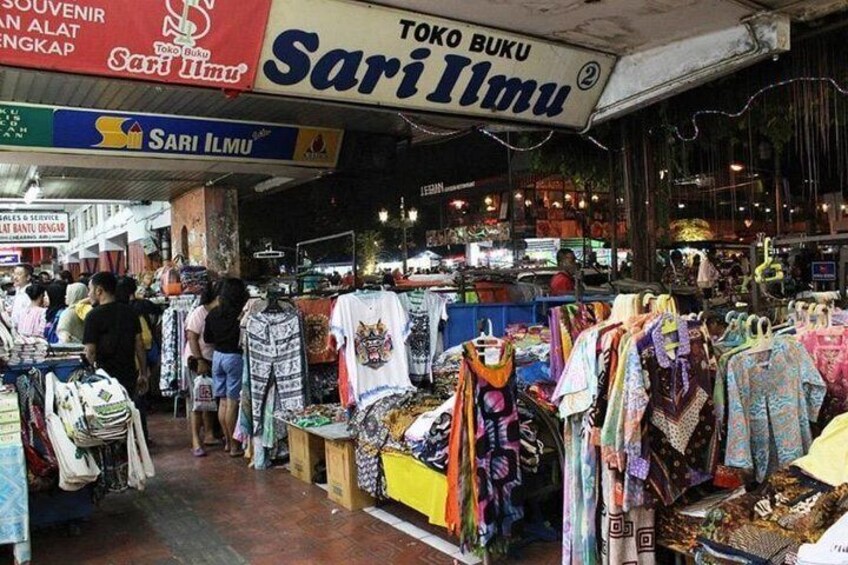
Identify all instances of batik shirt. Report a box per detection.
[725,336,826,482]
[398,291,448,385]
[331,292,414,407]
[799,329,848,424]
[628,317,719,507]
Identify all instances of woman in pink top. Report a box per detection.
[17,284,47,338]
[186,284,220,456]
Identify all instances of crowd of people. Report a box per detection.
[3,264,253,458]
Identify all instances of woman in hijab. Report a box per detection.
[43,283,68,344]
[56,282,88,343]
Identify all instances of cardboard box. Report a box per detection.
[287,424,325,484]
[325,438,374,511]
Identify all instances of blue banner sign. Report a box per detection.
[51,108,343,167]
[811,261,837,282]
[0,253,21,266]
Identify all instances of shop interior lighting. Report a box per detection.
[378,209,389,223]
[738,206,746,211]
[524,199,533,208]
[744,218,754,228]
[765,207,772,213]
[565,193,573,201]
[552,201,562,208]
[486,206,497,212]
[822,203,830,212]
[450,200,466,210]
[730,163,745,172]
[753,202,761,208]
[514,192,523,200]
[677,202,686,209]
[484,196,493,206]
[591,195,599,202]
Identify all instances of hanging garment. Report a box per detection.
[331,292,414,407]
[399,290,448,385]
[295,297,337,365]
[159,297,197,397]
[799,329,848,425]
[0,389,30,564]
[632,319,720,506]
[244,307,307,434]
[724,337,826,482]
[446,342,523,553]
[792,412,848,487]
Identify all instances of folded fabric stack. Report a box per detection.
[405,394,455,471]
[8,336,48,365]
[285,403,347,428]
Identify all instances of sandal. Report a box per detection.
[192,447,207,457]
[228,450,245,458]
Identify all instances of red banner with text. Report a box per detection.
[0,0,272,91]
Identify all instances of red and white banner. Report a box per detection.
[0,0,272,91]
[0,212,69,243]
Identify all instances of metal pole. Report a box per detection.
[401,197,408,273]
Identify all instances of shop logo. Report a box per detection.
[163,0,214,48]
[94,117,144,150]
[303,133,328,160]
[106,0,249,86]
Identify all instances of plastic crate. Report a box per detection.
[444,302,536,349]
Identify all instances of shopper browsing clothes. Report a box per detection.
[185,283,220,457]
[17,284,47,338]
[56,283,89,343]
[10,263,34,329]
[83,272,149,406]
[697,248,721,299]
[43,282,68,344]
[204,278,248,457]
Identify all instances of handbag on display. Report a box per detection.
[161,261,183,296]
[56,370,133,447]
[191,372,217,412]
[44,372,101,491]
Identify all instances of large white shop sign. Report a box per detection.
[255,0,615,129]
[0,212,69,244]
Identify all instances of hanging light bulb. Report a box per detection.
[730,162,745,172]
[591,194,599,202]
[578,198,587,210]
[514,191,523,200]
[564,193,573,201]
[552,201,562,209]
[484,195,493,206]
[677,202,686,209]
[524,199,533,208]
[822,203,830,212]
[744,218,753,228]
[765,207,772,213]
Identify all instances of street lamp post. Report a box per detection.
[379,196,418,273]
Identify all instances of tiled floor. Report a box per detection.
[6,413,561,564]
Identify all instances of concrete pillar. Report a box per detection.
[170,186,240,276]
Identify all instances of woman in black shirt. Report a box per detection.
[203,278,248,457]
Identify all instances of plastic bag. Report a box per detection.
[192,375,217,412]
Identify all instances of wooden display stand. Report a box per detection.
[286,422,374,511]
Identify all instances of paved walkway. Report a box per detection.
[15,413,560,564]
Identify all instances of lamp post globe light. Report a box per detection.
[377,196,418,273]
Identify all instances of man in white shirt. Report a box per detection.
[10,263,33,329]
[697,249,720,299]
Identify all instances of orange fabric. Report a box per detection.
[474,282,510,303]
[338,349,351,407]
[445,361,468,535]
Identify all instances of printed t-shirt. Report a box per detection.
[399,291,448,384]
[295,297,337,364]
[330,291,414,407]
